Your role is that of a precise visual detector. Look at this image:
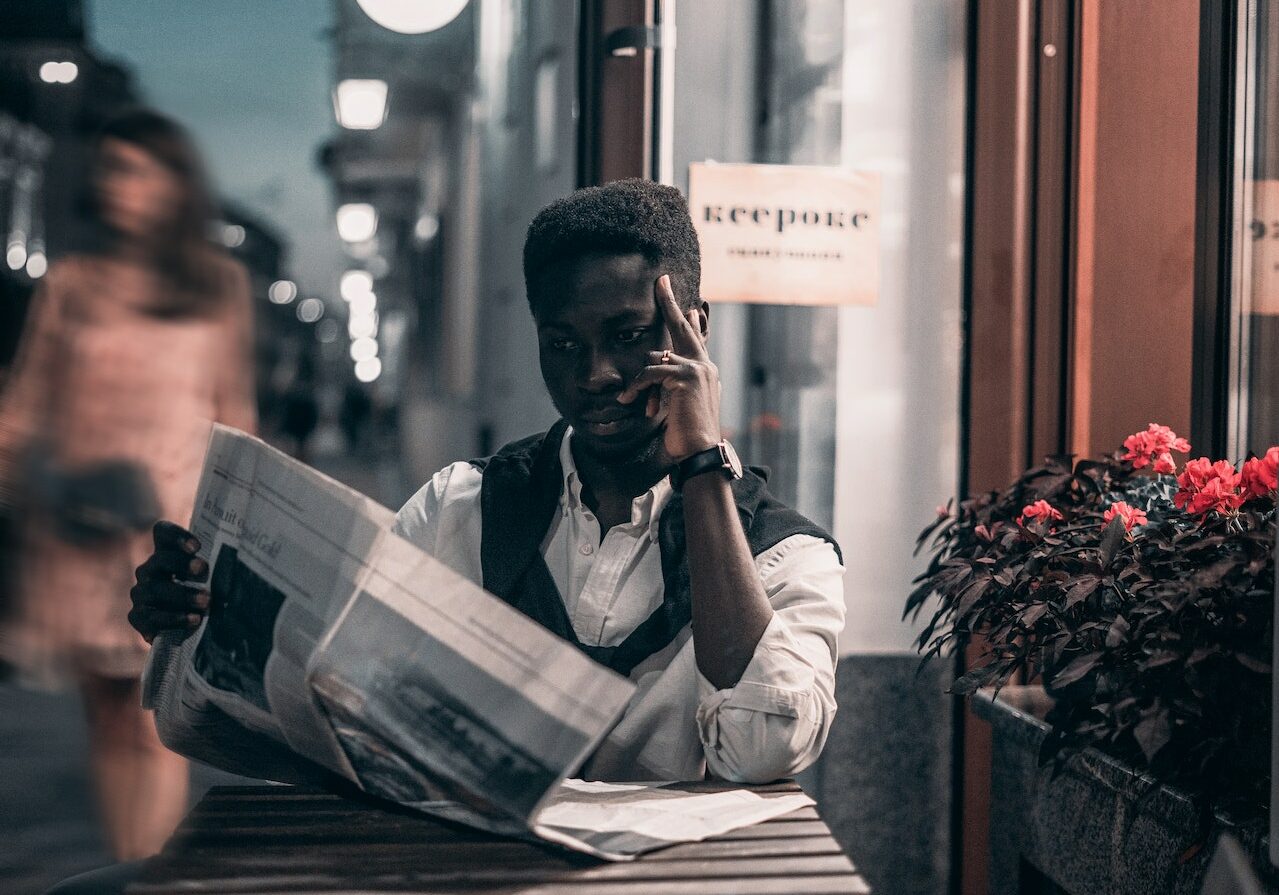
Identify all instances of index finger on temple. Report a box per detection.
[656,275,697,349]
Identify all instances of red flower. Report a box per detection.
[1241,447,1279,500]
[1123,423,1191,471]
[1174,458,1245,516]
[1102,501,1148,532]
[1018,500,1064,526]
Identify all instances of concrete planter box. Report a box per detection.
[974,685,1277,895]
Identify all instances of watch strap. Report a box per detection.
[672,443,729,491]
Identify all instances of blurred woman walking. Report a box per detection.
[0,109,256,859]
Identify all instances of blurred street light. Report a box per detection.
[316,319,340,344]
[25,250,47,278]
[39,61,78,84]
[348,310,378,339]
[413,212,439,245]
[348,292,376,317]
[333,79,387,130]
[7,241,26,271]
[355,0,469,34]
[269,279,298,304]
[350,336,379,362]
[354,356,382,383]
[220,223,246,248]
[297,297,325,323]
[336,203,377,242]
[339,269,374,302]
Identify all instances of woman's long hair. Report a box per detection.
[88,109,225,317]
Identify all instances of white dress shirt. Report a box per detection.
[393,428,846,783]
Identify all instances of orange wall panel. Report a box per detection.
[1072,0,1200,457]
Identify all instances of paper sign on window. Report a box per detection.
[689,162,880,306]
[1253,180,1279,315]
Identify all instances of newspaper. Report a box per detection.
[142,425,812,860]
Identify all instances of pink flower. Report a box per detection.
[1241,447,1279,500]
[1102,501,1148,532]
[1123,424,1191,472]
[1174,458,1245,516]
[1018,500,1064,526]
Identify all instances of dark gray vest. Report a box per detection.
[470,419,840,676]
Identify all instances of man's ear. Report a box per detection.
[696,299,710,343]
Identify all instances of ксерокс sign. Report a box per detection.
[689,162,881,306]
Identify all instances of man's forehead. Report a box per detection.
[538,252,657,322]
[569,252,654,290]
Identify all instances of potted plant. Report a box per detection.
[907,425,1276,892]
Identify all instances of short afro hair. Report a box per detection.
[523,178,701,315]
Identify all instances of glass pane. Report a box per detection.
[1240,0,1279,453]
[673,0,967,651]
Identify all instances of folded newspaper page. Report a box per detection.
[142,425,812,860]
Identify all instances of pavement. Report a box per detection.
[0,682,258,894]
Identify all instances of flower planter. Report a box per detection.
[974,685,1278,895]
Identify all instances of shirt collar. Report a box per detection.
[559,426,673,542]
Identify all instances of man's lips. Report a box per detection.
[578,404,636,424]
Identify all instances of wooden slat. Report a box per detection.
[129,784,864,895]
[132,875,870,895]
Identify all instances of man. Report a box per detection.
[130,178,845,785]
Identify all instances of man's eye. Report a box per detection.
[615,328,649,344]
[550,338,579,351]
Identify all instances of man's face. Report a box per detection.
[535,252,678,461]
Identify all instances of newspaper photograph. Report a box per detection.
[142,425,812,860]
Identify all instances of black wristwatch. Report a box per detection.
[671,440,744,491]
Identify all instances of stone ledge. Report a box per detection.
[973,685,1277,895]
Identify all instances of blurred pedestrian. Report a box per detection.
[279,352,319,463]
[0,109,256,860]
[338,380,372,455]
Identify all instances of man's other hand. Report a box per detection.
[129,520,210,643]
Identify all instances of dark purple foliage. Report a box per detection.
[907,451,1274,818]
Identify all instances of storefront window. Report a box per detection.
[674,0,966,651]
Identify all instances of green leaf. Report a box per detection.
[1134,708,1171,763]
[1099,516,1126,566]
[1051,652,1100,688]
[950,667,991,696]
[1236,653,1271,674]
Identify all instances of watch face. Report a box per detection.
[721,440,744,478]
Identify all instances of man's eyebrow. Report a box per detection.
[601,309,657,327]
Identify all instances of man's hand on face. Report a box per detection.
[129,520,210,643]
[617,274,722,463]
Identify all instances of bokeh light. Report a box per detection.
[355,0,469,34]
[339,269,374,302]
[349,336,379,362]
[297,297,325,323]
[316,318,341,344]
[333,79,387,129]
[336,203,377,242]
[268,279,297,304]
[354,356,382,383]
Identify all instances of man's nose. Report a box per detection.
[578,348,624,392]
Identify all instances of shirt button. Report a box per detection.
[579,543,593,555]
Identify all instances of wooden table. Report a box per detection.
[128,782,868,894]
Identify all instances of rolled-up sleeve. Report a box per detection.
[695,534,845,783]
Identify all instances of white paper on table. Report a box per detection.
[531,779,815,861]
